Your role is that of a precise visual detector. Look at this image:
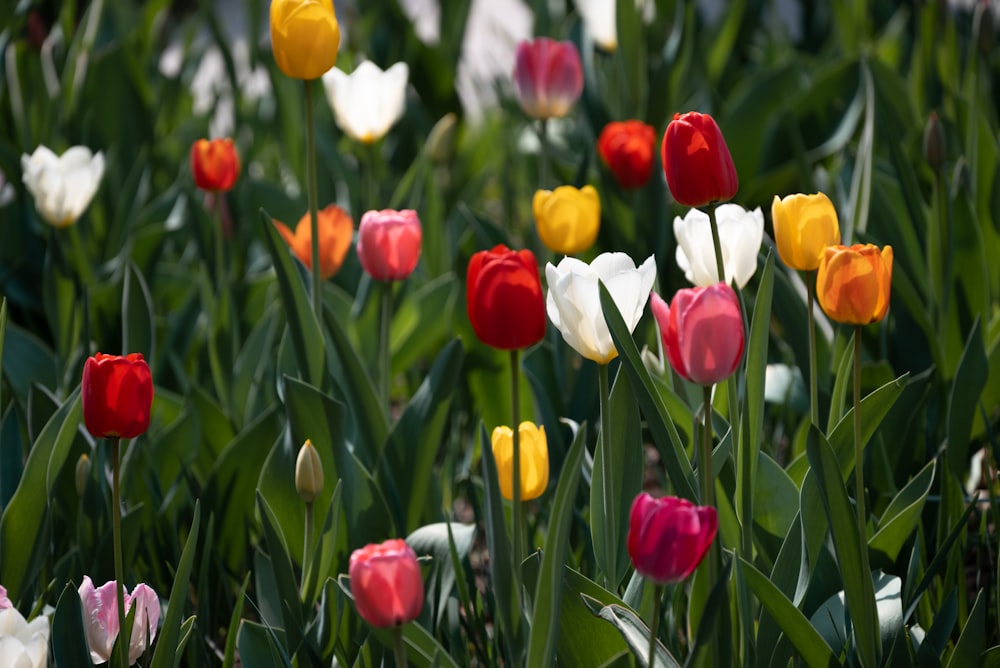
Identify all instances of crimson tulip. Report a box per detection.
[661,112,738,208]
[190,138,240,192]
[356,209,422,281]
[512,38,583,120]
[627,492,718,584]
[349,539,424,628]
[650,283,744,386]
[82,353,153,439]
[597,120,657,189]
[466,245,546,350]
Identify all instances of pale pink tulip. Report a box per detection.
[79,576,160,664]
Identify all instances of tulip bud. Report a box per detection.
[295,440,324,503]
[76,453,91,496]
[771,193,841,271]
[597,120,657,190]
[190,138,240,192]
[357,209,422,281]
[466,245,546,351]
[491,422,549,501]
[975,1,995,56]
[627,492,718,584]
[816,244,894,325]
[82,353,153,440]
[269,0,340,80]
[532,185,601,255]
[349,539,424,628]
[512,38,583,120]
[661,112,738,208]
[923,112,945,174]
[426,113,458,165]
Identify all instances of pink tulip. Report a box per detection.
[0,584,10,610]
[356,209,422,281]
[512,38,583,120]
[627,493,718,584]
[349,539,424,628]
[78,576,160,664]
[650,283,744,386]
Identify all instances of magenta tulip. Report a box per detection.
[349,539,424,628]
[627,493,718,584]
[78,576,160,664]
[357,209,422,281]
[650,283,744,386]
[512,38,583,120]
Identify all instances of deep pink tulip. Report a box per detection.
[349,539,424,628]
[627,493,718,584]
[512,38,583,120]
[78,576,160,664]
[356,209,422,281]
[661,112,738,208]
[650,283,744,386]
[0,584,10,610]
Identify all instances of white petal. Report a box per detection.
[573,0,618,50]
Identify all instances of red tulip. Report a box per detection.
[349,539,424,628]
[661,112,738,208]
[466,245,546,350]
[651,283,744,386]
[512,38,583,120]
[82,353,153,439]
[597,120,657,189]
[627,492,718,584]
[190,138,240,192]
[357,209,422,281]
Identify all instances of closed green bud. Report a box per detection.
[295,440,324,503]
[76,453,91,496]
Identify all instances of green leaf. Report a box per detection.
[256,491,305,645]
[527,423,587,668]
[947,318,988,473]
[368,623,461,668]
[122,259,155,362]
[52,582,94,668]
[598,282,697,501]
[946,589,986,668]
[406,522,477,627]
[827,331,855,432]
[150,502,201,668]
[808,572,903,659]
[870,459,935,567]
[582,596,682,668]
[805,426,879,668]
[223,574,252,668]
[752,452,799,566]
[1,322,58,405]
[237,620,292,668]
[755,519,810,667]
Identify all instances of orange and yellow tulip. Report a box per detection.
[816,244,893,325]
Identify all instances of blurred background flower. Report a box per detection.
[323,61,410,143]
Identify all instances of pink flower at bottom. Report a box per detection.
[349,539,424,628]
[78,576,160,664]
[627,493,718,584]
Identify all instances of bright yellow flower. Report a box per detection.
[491,422,548,501]
[270,0,340,80]
[533,185,600,255]
[771,192,841,271]
[817,244,893,325]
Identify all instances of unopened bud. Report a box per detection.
[975,2,995,56]
[426,113,457,165]
[923,112,945,174]
[75,453,91,496]
[295,440,324,503]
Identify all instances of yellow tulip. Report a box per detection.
[491,423,549,501]
[771,192,841,271]
[533,185,600,255]
[270,0,340,80]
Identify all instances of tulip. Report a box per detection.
[816,244,893,325]
[78,576,160,664]
[627,492,718,584]
[0,585,9,611]
[532,185,600,255]
[356,209,422,281]
[82,353,153,440]
[295,439,324,503]
[572,0,618,51]
[274,204,354,279]
[597,120,657,190]
[771,193,841,271]
[190,138,240,192]
[651,283,744,386]
[661,112,738,208]
[673,204,763,289]
[349,539,424,628]
[466,245,546,350]
[322,61,409,143]
[21,145,105,228]
[269,0,340,80]
[491,422,549,501]
[546,253,656,364]
[0,607,49,668]
[512,38,583,120]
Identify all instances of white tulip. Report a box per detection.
[572,0,618,51]
[322,61,409,144]
[21,146,105,228]
[674,204,764,289]
[546,253,656,364]
[0,607,49,668]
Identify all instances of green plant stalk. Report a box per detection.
[392,625,408,668]
[304,79,322,316]
[510,349,525,589]
[214,194,225,297]
[700,384,719,668]
[301,500,314,599]
[111,437,128,668]
[807,273,819,427]
[599,362,616,590]
[648,584,663,668]
[67,223,96,288]
[380,282,393,418]
[538,119,550,189]
[853,326,865,544]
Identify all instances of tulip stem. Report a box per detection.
[700,385,719,668]
[392,625,408,668]
[808,274,819,428]
[301,500,314,599]
[304,78,323,317]
[111,437,129,668]
[648,584,663,668]
[213,194,226,297]
[510,349,525,587]
[599,362,616,590]
[67,223,96,288]
[380,282,393,420]
[853,326,865,542]
[538,119,551,189]
[706,205,727,286]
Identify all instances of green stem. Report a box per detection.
[538,119,550,189]
[67,223,96,288]
[808,273,819,427]
[380,282,393,419]
[853,327,864,541]
[305,79,322,316]
[510,349,524,585]
[301,501,314,599]
[366,142,378,211]
[648,585,663,668]
[111,437,129,668]
[700,385,719,668]
[213,194,225,297]
[599,362,616,590]
[706,205,727,286]
[392,625,408,668]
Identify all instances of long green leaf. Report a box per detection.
[947,318,988,473]
[150,502,201,668]
[52,583,94,668]
[870,459,935,567]
[582,596,682,668]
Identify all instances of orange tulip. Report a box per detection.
[274,204,354,279]
[816,244,893,325]
[190,138,240,192]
